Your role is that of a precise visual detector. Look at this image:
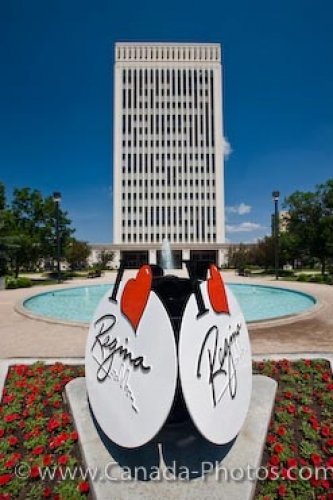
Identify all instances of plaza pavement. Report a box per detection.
[0,270,332,359]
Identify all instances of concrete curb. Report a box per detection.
[66,376,277,500]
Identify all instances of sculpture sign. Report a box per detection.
[85,265,178,448]
[85,263,252,449]
[179,266,252,444]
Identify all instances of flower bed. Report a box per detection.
[0,363,88,499]
[0,360,332,499]
[253,359,333,499]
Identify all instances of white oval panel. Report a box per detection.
[179,282,252,445]
[85,282,177,448]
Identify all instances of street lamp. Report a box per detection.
[53,192,62,283]
[272,191,280,281]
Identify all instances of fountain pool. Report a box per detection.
[23,283,316,324]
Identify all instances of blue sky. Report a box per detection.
[0,0,332,243]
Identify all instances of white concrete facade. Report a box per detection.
[113,42,225,247]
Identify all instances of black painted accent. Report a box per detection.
[109,260,125,302]
[184,260,209,318]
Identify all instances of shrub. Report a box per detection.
[296,273,308,282]
[244,265,262,271]
[308,275,324,283]
[266,268,295,277]
[6,277,32,289]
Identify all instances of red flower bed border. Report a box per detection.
[0,359,332,499]
[0,363,90,499]
[253,359,333,499]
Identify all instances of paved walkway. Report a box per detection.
[0,271,332,358]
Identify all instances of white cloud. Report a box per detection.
[222,136,232,159]
[226,203,251,215]
[226,222,262,233]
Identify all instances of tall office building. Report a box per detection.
[113,42,226,267]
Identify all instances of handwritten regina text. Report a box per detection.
[91,314,151,413]
[197,323,244,407]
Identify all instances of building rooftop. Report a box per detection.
[115,42,221,62]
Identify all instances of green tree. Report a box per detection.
[227,244,251,269]
[4,187,74,276]
[98,249,114,270]
[248,236,275,269]
[285,180,333,274]
[64,240,91,270]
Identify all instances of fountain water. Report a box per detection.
[161,238,174,269]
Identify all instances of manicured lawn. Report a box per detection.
[0,360,332,499]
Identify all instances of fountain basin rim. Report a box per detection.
[16,281,319,328]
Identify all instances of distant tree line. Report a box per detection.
[228,179,333,276]
[0,182,98,277]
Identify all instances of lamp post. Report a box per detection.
[272,191,280,281]
[53,192,62,283]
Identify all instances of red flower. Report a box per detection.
[326,438,333,447]
[0,474,12,486]
[326,456,333,467]
[47,417,60,432]
[7,436,18,446]
[15,364,28,376]
[43,455,53,466]
[322,372,331,382]
[267,434,276,444]
[310,477,321,488]
[276,426,287,437]
[273,443,284,454]
[321,425,331,437]
[32,445,44,456]
[310,453,321,467]
[270,455,280,466]
[301,467,312,479]
[281,467,297,481]
[287,458,297,468]
[267,467,278,480]
[301,405,312,414]
[321,479,330,489]
[61,413,71,425]
[43,487,52,498]
[4,413,20,423]
[286,404,296,414]
[58,455,69,465]
[4,459,16,469]
[49,432,69,449]
[78,481,90,494]
[2,395,14,404]
[0,428,5,437]
[309,416,320,431]
[70,431,78,441]
[278,484,287,497]
[30,466,40,479]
